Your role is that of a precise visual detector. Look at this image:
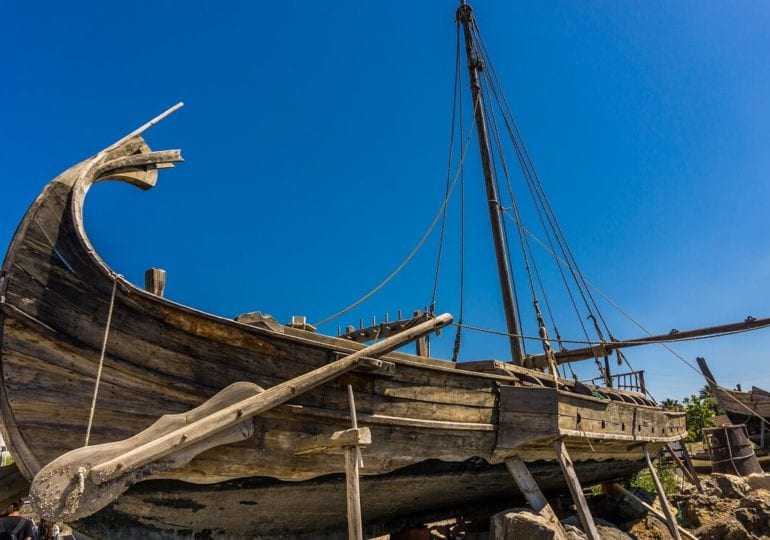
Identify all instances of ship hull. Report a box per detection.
[0,138,687,537]
[75,458,644,539]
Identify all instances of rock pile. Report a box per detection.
[488,473,770,540]
[673,472,770,539]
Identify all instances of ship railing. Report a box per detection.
[582,369,646,395]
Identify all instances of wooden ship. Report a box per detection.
[697,357,770,450]
[1,4,768,539]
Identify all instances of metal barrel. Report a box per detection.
[704,424,763,476]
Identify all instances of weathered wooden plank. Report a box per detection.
[294,428,371,456]
[371,400,493,424]
[375,381,495,407]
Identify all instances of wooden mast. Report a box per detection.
[457,1,524,362]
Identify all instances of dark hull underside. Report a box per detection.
[76,458,642,539]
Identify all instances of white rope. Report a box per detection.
[84,276,120,447]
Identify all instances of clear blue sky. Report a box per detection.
[3,1,770,401]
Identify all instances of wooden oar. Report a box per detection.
[30,313,452,522]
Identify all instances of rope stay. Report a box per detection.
[313,100,479,328]
[84,275,120,447]
[430,25,463,314]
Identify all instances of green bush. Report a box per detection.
[628,457,679,495]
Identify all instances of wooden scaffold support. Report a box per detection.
[643,445,682,540]
[611,483,697,540]
[553,439,600,540]
[294,385,370,540]
[665,441,701,492]
[345,384,366,540]
[504,456,569,540]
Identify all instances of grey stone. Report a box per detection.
[694,519,751,540]
[490,508,561,540]
[711,473,750,499]
[561,515,632,540]
[746,472,770,492]
[563,523,586,540]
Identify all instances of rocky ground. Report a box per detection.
[388,472,770,539]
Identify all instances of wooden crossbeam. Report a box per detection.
[294,428,371,457]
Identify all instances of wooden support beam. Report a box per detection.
[612,483,696,540]
[553,439,600,540]
[345,446,363,540]
[504,457,569,540]
[665,442,700,491]
[293,427,371,457]
[346,384,364,540]
[643,445,682,540]
[670,440,702,492]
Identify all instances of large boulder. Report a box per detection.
[561,515,632,540]
[489,508,563,540]
[745,472,770,492]
[694,519,751,540]
[709,474,750,499]
[624,516,676,540]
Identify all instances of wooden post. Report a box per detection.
[643,445,682,540]
[553,439,600,540]
[346,385,364,540]
[504,457,569,540]
[144,268,166,297]
[345,445,363,540]
[665,442,700,491]
[457,2,524,363]
[674,440,702,493]
[611,483,697,540]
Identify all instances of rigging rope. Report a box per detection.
[431,26,463,314]
[469,21,605,357]
[313,101,479,328]
[452,22,467,363]
[84,275,120,447]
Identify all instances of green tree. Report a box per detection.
[697,384,724,415]
[682,393,716,442]
[661,398,683,411]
